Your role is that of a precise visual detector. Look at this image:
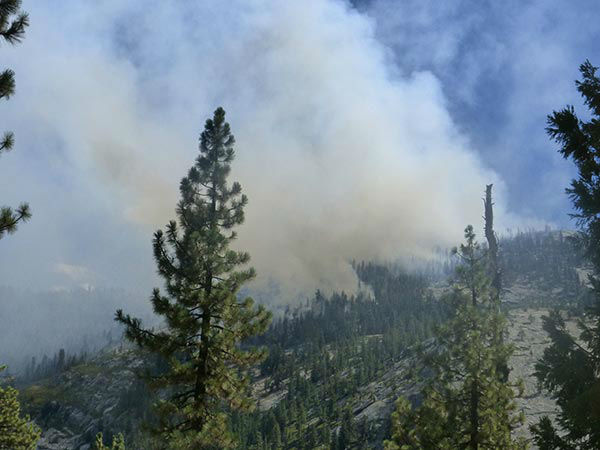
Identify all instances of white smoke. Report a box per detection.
[1,0,531,298]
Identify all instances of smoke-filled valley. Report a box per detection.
[2,1,600,449]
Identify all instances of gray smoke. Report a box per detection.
[1,0,538,299]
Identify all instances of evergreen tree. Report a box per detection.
[251,430,264,450]
[321,425,331,448]
[270,421,282,449]
[532,60,600,449]
[0,0,30,239]
[116,108,271,448]
[94,432,125,450]
[0,366,40,449]
[338,407,357,449]
[330,430,339,450]
[530,417,568,450]
[306,425,318,448]
[384,226,526,450]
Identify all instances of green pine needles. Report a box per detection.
[0,0,30,240]
[0,366,40,450]
[116,107,272,448]
[531,60,600,450]
[385,225,526,450]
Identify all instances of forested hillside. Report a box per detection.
[13,228,587,449]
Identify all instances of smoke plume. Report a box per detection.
[2,0,528,298]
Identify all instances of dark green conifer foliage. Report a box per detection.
[532,60,600,449]
[271,421,282,449]
[384,226,526,450]
[115,107,272,448]
[530,417,568,450]
[0,0,30,239]
[338,407,358,449]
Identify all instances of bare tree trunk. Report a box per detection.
[484,184,510,381]
[484,184,500,299]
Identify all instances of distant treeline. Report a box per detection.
[0,287,154,372]
[230,229,590,449]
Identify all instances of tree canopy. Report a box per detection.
[116,107,271,448]
[532,60,600,449]
[385,226,526,450]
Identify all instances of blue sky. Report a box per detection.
[355,0,600,222]
[0,0,597,295]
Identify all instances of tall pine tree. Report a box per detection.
[0,0,30,239]
[116,107,271,448]
[531,60,600,449]
[385,226,526,450]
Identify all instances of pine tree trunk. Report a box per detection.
[484,184,510,381]
[469,379,479,450]
[193,173,218,431]
[195,304,211,430]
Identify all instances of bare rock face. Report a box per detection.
[32,347,146,449]
[318,308,561,448]
[342,308,566,448]
[37,428,79,450]
[508,308,555,442]
[508,308,563,446]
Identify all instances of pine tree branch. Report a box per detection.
[0,69,15,100]
[0,131,14,152]
[0,11,28,44]
[0,203,31,237]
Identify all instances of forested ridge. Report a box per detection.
[5,227,589,449]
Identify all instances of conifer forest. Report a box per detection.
[1,1,600,449]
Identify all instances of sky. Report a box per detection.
[0,0,598,300]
